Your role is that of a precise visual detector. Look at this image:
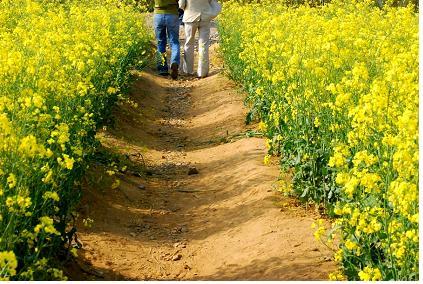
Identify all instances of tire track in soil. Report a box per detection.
[65,28,336,281]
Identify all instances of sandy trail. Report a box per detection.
[65,25,336,281]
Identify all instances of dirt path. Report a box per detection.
[66,27,336,280]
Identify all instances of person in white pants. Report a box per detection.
[178,0,214,78]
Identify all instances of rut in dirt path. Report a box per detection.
[66,45,336,280]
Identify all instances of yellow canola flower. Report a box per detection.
[42,169,54,184]
[0,113,12,136]
[57,154,75,170]
[358,267,382,281]
[344,239,357,251]
[313,117,321,128]
[312,219,326,241]
[263,154,271,165]
[220,0,418,280]
[7,173,17,189]
[359,172,381,193]
[18,135,45,158]
[34,216,60,235]
[42,191,60,202]
[329,270,346,281]
[0,0,152,279]
[0,251,18,280]
[6,194,32,214]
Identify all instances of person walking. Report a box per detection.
[154,0,180,79]
[178,0,221,78]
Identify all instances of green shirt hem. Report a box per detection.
[154,8,178,15]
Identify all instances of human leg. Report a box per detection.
[166,14,180,79]
[153,14,169,75]
[183,22,198,75]
[197,21,211,78]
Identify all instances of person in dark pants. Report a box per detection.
[154,0,180,79]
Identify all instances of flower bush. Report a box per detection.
[0,0,151,279]
[218,0,418,280]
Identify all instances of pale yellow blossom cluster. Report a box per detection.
[219,0,418,280]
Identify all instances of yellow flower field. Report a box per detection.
[0,0,151,279]
[218,0,418,280]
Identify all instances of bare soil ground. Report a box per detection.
[64,25,336,281]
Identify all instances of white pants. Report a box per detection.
[183,21,211,77]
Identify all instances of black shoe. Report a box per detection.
[158,71,169,76]
[170,63,179,80]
